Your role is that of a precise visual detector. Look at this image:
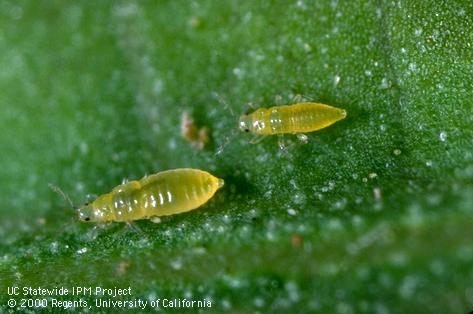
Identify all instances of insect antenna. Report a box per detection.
[48,183,75,211]
[211,91,240,155]
[290,93,314,103]
[215,129,238,155]
[211,91,236,117]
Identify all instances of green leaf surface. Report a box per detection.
[1,1,472,313]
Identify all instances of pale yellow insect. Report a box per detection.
[239,102,347,136]
[78,168,224,222]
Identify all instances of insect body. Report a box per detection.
[78,168,224,222]
[238,102,347,135]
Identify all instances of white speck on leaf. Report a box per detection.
[233,67,244,79]
[334,75,341,86]
[373,187,382,200]
[292,193,306,205]
[170,258,183,270]
[77,247,88,254]
[50,242,59,254]
[380,78,389,89]
[439,131,447,142]
[399,276,419,299]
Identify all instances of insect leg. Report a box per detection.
[297,133,309,143]
[291,93,313,103]
[89,225,100,240]
[277,134,286,150]
[87,223,112,241]
[274,94,284,105]
[216,131,232,155]
[250,135,267,144]
[276,135,295,159]
[246,102,256,109]
[126,221,144,234]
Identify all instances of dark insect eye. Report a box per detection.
[245,129,250,132]
[85,202,89,206]
[84,217,90,221]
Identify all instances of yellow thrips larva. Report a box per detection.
[78,168,224,222]
[238,102,347,135]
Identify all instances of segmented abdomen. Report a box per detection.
[107,169,223,222]
[255,102,346,135]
